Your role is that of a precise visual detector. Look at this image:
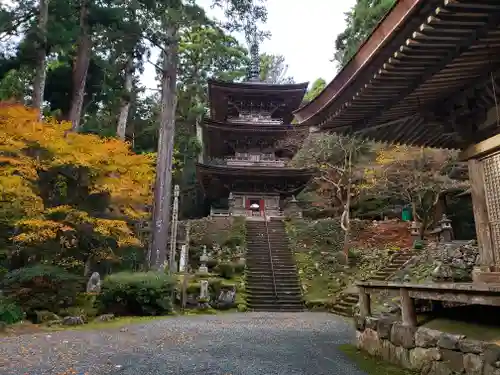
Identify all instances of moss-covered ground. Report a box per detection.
[285,218,395,309]
[338,345,416,375]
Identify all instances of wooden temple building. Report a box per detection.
[196,47,315,219]
[294,0,500,323]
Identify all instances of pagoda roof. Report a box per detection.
[294,0,500,150]
[208,79,309,123]
[202,118,307,133]
[196,163,315,197]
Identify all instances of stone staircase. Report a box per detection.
[245,219,304,312]
[331,251,415,317]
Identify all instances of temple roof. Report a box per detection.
[196,163,315,197]
[294,0,500,150]
[208,79,309,124]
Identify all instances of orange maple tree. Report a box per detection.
[0,103,162,274]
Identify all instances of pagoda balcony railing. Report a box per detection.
[206,157,287,168]
[228,115,282,125]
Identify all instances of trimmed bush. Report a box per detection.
[1,265,83,318]
[233,262,245,274]
[99,272,175,316]
[216,262,235,279]
[0,297,24,324]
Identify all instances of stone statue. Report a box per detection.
[215,287,236,309]
[200,280,209,300]
[86,272,101,293]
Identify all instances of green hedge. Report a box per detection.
[1,265,83,318]
[98,272,175,316]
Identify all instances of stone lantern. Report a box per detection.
[409,221,421,242]
[199,245,209,273]
[439,214,453,243]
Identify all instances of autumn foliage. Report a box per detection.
[0,103,155,274]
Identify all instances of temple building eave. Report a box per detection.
[195,162,316,177]
[293,0,500,150]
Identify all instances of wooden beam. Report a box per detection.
[460,133,500,161]
[467,159,495,266]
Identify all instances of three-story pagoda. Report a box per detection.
[196,44,315,218]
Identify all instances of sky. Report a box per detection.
[141,0,356,90]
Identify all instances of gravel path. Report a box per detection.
[0,312,366,375]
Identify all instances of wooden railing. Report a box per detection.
[264,209,278,301]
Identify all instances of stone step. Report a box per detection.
[246,282,301,289]
[247,295,302,303]
[343,296,359,304]
[246,284,302,292]
[247,267,297,277]
[247,303,304,311]
[247,290,302,297]
[331,306,353,317]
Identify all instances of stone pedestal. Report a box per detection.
[461,134,500,283]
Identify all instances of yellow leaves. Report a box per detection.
[12,219,70,244]
[0,103,155,208]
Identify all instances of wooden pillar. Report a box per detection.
[468,159,495,267]
[400,288,417,327]
[359,287,371,319]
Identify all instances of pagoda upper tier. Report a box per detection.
[207,79,309,124]
[200,118,308,159]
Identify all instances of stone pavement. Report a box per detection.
[0,312,367,375]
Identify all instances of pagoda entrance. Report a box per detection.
[246,198,265,217]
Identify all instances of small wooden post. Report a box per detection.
[400,288,417,327]
[359,287,371,319]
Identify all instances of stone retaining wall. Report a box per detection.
[355,315,500,374]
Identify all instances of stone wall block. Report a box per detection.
[484,363,500,375]
[390,322,417,349]
[380,339,397,363]
[365,316,379,331]
[358,328,381,357]
[437,333,466,350]
[484,345,500,368]
[409,347,441,371]
[394,345,412,369]
[463,353,483,375]
[459,339,486,355]
[416,327,443,348]
[377,316,397,339]
[429,361,454,375]
[440,349,465,373]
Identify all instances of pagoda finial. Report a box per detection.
[249,39,260,82]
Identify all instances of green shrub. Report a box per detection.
[237,303,247,312]
[99,271,175,316]
[233,262,245,274]
[206,258,219,270]
[216,262,235,279]
[0,297,24,324]
[1,265,83,318]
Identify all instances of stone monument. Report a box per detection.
[86,272,101,293]
[198,246,208,273]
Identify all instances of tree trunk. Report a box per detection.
[116,55,134,140]
[149,25,179,270]
[69,0,91,131]
[32,0,49,116]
